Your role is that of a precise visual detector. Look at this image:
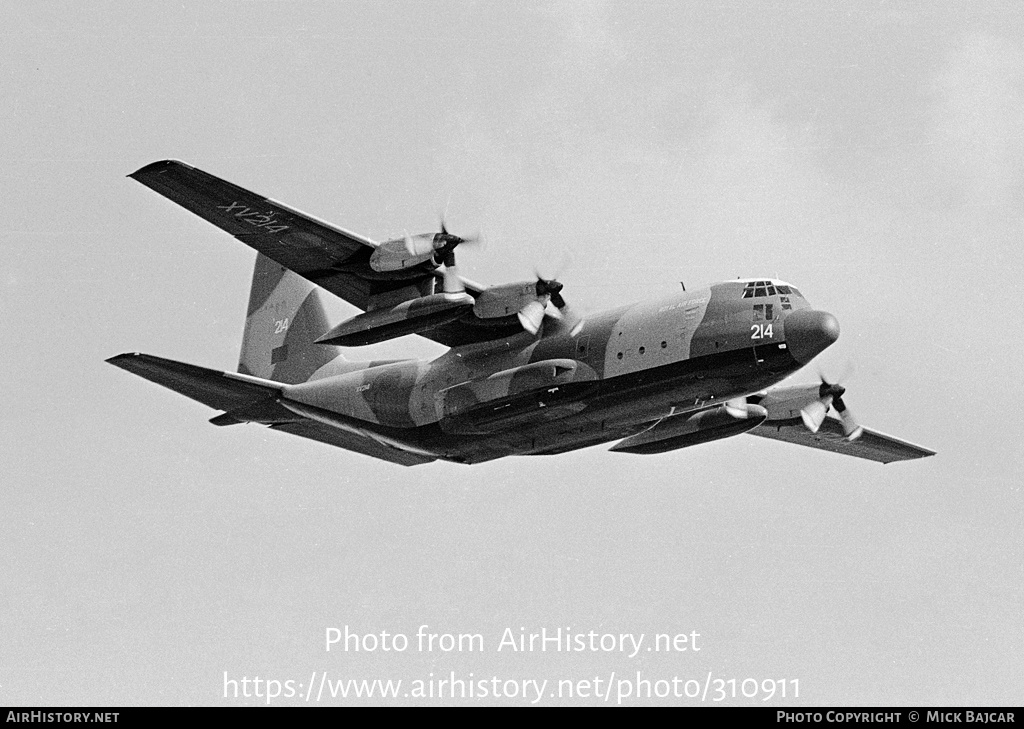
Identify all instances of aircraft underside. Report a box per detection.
[381,341,802,464]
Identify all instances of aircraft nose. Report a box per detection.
[785,308,840,364]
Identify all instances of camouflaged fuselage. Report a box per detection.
[280,280,814,464]
[113,161,935,466]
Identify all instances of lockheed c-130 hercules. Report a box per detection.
[109,160,934,466]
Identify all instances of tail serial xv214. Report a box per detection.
[109,160,934,466]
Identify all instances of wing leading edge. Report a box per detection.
[129,160,502,347]
[129,160,379,304]
[748,415,935,464]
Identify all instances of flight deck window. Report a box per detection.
[753,304,764,321]
[765,304,774,320]
[743,281,791,299]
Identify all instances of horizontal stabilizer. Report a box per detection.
[107,353,283,411]
[107,352,436,466]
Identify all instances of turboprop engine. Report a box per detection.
[751,378,862,440]
[369,222,481,296]
[367,236,436,273]
[473,277,581,336]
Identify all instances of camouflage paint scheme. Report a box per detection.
[108,161,934,466]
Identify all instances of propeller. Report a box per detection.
[406,218,483,296]
[405,218,483,257]
[725,398,753,418]
[517,273,585,336]
[517,299,547,334]
[441,250,464,296]
[535,276,565,309]
[799,375,862,440]
[435,218,483,253]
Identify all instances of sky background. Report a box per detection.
[2,0,1022,706]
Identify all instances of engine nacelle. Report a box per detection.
[753,384,823,421]
[472,281,541,320]
[368,236,437,273]
[610,403,768,455]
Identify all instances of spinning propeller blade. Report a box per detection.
[441,252,464,295]
[799,373,862,440]
[517,299,546,334]
[521,269,584,336]
[430,219,482,296]
[725,398,752,419]
[800,397,830,433]
[404,230,434,257]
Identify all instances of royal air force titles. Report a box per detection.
[326,626,701,659]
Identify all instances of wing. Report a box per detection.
[130,160,384,306]
[107,353,435,466]
[748,414,935,464]
[129,160,508,347]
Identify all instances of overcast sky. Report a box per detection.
[2,1,1021,706]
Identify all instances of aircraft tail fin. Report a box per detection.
[238,253,342,383]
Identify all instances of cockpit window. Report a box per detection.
[741,281,801,299]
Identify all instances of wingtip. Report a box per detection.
[106,352,143,367]
[128,159,192,180]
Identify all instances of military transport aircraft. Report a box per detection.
[108,160,935,466]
